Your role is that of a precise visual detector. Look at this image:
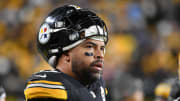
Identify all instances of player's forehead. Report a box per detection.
[81,39,105,47]
[70,39,105,53]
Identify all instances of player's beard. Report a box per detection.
[71,59,103,85]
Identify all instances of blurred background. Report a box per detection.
[0,0,180,101]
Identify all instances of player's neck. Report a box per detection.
[56,61,79,80]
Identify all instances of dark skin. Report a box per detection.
[56,39,105,85]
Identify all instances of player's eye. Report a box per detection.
[86,45,93,48]
[100,46,105,51]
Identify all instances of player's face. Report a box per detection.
[70,38,105,84]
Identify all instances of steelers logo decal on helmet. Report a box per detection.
[38,23,50,44]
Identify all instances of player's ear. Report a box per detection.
[63,51,70,62]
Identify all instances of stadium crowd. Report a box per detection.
[1,0,180,101]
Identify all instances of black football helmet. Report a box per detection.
[37,5,108,67]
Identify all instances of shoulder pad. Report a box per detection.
[24,70,67,100]
[27,70,61,81]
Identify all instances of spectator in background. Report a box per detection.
[154,82,171,101]
[111,71,144,101]
[0,86,6,101]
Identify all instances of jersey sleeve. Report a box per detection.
[24,71,68,101]
[26,98,66,101]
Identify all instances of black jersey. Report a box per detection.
[24,69,108,101]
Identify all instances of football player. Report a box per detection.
[24,5,108,101]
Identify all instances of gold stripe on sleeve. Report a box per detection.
[24,87,67,100]
[28,80,63,85]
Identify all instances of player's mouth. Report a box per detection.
[92,62,103,72]
[90,60,104,72]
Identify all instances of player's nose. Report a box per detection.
[94,48,104,59]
